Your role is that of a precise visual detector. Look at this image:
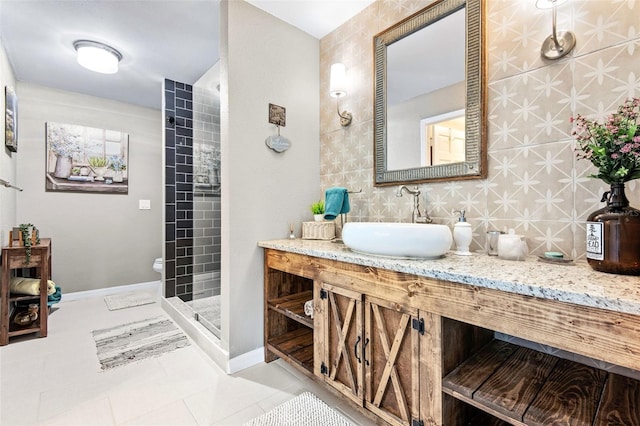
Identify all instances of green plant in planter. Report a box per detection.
[310,200,325,215]
[19,223,40,265]
[88,156,108,168]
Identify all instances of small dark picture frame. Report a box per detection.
[268,103,286,127]
[5,86,18,152]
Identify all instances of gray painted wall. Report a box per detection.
[16,83,162,293]
[221,0,320,359]
[0,40,17,245]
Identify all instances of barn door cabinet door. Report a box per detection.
[317,282,421,426]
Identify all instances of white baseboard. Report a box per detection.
[62,281,161,302]
[228,346,264,374]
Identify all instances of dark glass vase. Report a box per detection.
[586,183,640,275]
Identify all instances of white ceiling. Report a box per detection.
[246,0,375,39]
[0,0,374,110]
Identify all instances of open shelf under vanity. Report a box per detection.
[444,339,640,426]
[264,266,314,375]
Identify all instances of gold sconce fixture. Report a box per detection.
[329,63,352,127]
[536,0,576,60]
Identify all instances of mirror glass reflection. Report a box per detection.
[386,8,465,171]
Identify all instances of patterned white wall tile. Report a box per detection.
[487,141,575,222]
[320,0,640,259]
[488,60,573,150]
[572,0,640,57]
[572,40,640,119]
[487,1,546,79]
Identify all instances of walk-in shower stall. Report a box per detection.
[163,76,221,338]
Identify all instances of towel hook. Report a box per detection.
[0,178,23,192]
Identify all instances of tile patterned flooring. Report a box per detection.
[0,296,369,425]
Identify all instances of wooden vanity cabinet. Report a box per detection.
[263,248,640,426]
[316,282,421,426]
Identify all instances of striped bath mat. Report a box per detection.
[104,291,156,310]
[92,315,189,370]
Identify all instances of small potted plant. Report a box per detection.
[108,155,127,183]
[310,200,325,222]
[88,156,108,181]
[18,223,40,265]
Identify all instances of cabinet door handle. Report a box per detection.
[354,335,362,364]
[363,337,370,366]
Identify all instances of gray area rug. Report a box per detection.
[104,291,156,310]
[92,315,189,370]
[243,392,353,426]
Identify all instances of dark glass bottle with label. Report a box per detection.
[586,183,640,275]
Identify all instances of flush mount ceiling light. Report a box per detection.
[73,40,122,74]
[536,0,576,60]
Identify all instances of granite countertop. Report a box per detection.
[258,239,640,316]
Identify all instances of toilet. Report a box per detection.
[153,257,163,274]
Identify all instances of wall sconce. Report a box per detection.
[329,63,352,127]
[536,0,576,60]
[73,40,122,74]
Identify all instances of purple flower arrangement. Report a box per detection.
[572,97,640,184]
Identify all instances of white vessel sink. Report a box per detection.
[342,222,453,259]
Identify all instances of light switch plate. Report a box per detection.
[139,199,151,210]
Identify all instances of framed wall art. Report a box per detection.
[45,122,129,194]
[268,103,286,127]
[5,86,18,152]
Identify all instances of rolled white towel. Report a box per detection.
[10,277,56,296]
[303,300,314,318]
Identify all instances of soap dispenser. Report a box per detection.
[453,209,472,256]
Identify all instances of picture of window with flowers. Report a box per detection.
[45,122,129,193]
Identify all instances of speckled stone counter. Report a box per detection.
[258,239,640,315]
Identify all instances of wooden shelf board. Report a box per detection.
[268,291,313,329]
[523,359,606,426]
[442,339,640,426]
[594,372,640,425]
[9,294,42,302]
[267,327,314,372]
[443,339,518,399]
[8,325,41,337]
[474,347,558,421]
[268,327,312,353]
[267,328,313,371]
[443,388,527,426]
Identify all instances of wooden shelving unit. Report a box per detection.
[264,260,314,375]
[443,339,640,425]
[1,238,52,346]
